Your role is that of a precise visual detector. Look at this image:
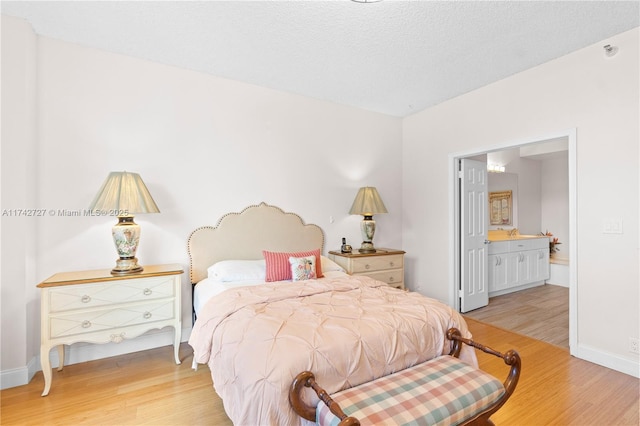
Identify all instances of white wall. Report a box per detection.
[505,157,542,235]
[1,16,38,387]
[541,152,570,261]
[1,15,403,386]
[403,27,639,375]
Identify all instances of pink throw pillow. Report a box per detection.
[263,248,323,282]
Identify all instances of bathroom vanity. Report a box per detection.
[487,231,550,296]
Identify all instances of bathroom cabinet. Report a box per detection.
[488,237,549,296]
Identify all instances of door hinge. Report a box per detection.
[458,170,463,178]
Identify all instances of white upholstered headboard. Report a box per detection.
[187,202,325,284]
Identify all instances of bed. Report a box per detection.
[188,202,475,426]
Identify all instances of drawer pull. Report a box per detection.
[81,320,91,329]
[389,262,395,267]
[365,264,371,270]
[143,311,152,319]
[81,295,91,303]
[389,276,395,282]
[110,333,125,343]
[143,288,152,296]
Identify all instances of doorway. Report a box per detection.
[449,128,577,355]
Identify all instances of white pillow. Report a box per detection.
[207,259,266,282]
[320,255,345,273]
[289,255,317,281]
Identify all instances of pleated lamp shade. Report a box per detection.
[89,171,159,275]
[89,171,160,215]
[349,187,388,216]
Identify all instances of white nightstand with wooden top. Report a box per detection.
[328,248,406,290]
[37,264,183,396]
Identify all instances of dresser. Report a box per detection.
[37,264,183,396]
[328,248,405,290]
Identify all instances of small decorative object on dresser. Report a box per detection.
[340,237,352,254]
[37,264,183,396]
[328,248,405,290]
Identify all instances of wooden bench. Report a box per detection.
[290,328,521,426]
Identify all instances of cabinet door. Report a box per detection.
[534,249,550,281]
[518,251,533,284]
[489,254,508,292]
[505,252,521,288]
[520,249,550,284]
[488,255,497,292]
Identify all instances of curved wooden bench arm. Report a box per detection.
[289,371,361,426]
[290,328,521,426]
[447,328,521,425]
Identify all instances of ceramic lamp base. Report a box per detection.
[112,257,143,275]
[359,216,377,253]
[111,216,143,275]
[359,241,377,253]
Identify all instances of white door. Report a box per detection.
[460,159,489,312]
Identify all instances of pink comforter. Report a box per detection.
[189,274,476,426]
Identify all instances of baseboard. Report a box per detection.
[547,262,569,288]
[1,326,192,390]
[489,280,545,298]
[575,342,640,378]
[0,358,37,390]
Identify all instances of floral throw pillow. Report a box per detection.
[289,255,317,281]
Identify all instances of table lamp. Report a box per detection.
[88,171,160,275]
[349,187,387,253]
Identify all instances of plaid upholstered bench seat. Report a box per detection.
[290,328,521,426]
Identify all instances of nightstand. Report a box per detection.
[328,248,405,290]
[37,264,183,396]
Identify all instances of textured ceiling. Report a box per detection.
[2,1,639,117]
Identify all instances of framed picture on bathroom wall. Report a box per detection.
[490,190,512,225]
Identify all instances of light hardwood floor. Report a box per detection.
[2,321,638,425]
[1,344,231,426]
[464,284,569,348]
